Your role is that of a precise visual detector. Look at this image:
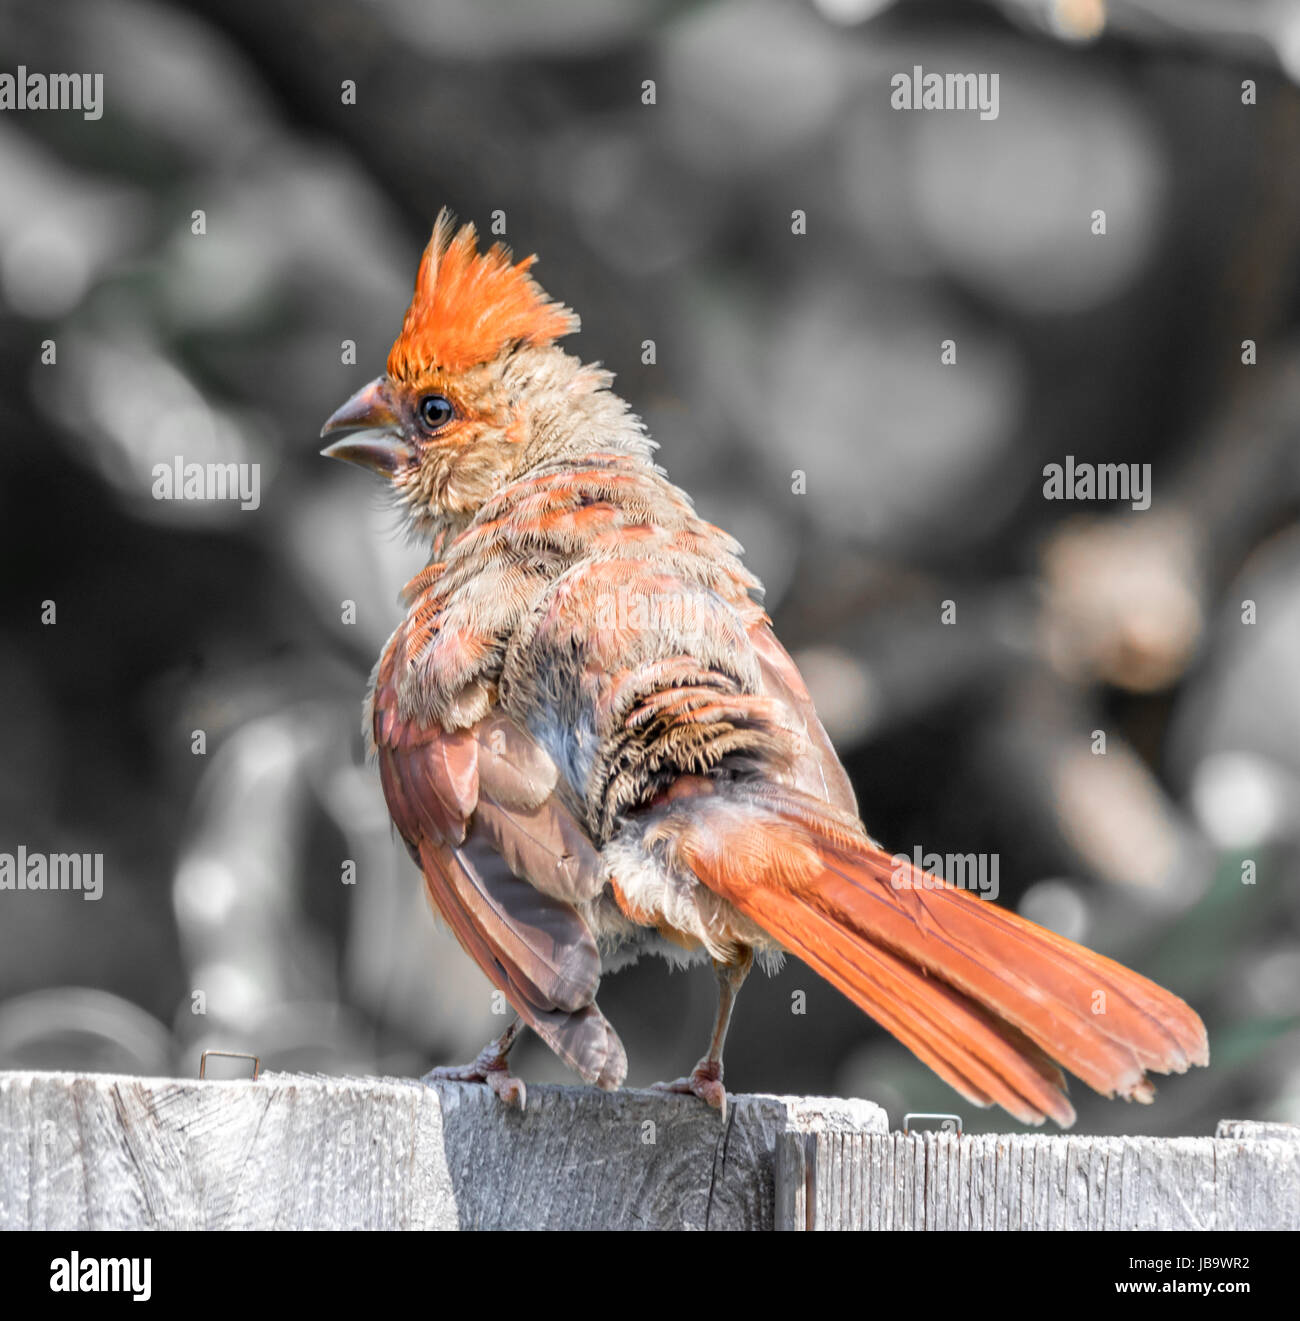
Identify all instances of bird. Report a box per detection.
[320,211,1208,1125]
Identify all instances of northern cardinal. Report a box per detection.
[321,212,1208,1125]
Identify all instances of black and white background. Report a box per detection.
[0,0,1298,1141]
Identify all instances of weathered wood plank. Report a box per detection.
[3,1071,1295,1230]
[776,1128,1300,1230]
[0,1070,885,1231]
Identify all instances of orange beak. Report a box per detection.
[320,377,413,475]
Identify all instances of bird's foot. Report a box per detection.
[651,1058,727,1119]
[423,1046,526,1110]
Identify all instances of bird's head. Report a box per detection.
[321,211,640,540]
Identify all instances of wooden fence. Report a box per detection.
[1,1071,1295,1230]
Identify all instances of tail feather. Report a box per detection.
[668,784,1208,1127]
[745,877,1077,1124]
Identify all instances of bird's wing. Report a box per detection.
[373,656,625,1088]
[747,621,860,817]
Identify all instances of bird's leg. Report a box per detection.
[423,1016,527,1109]
[652,949,754,1120]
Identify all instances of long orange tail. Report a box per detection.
[665,783,1208,1127]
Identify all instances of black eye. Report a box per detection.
[417,393,455,432]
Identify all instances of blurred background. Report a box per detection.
[1,0,1299,1137]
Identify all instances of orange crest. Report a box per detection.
[386,211,580,380]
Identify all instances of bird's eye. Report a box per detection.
[417,393,455,432]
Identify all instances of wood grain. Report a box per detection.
[0,1070,884,1231]
[777,1125,1300,1230]
[3,1070,1293,1230]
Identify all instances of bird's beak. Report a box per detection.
[319,377,413,475]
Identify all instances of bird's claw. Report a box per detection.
[423,1055,526,1110]
[651,1059,727,1120]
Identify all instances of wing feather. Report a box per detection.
[374,655,625,1088]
